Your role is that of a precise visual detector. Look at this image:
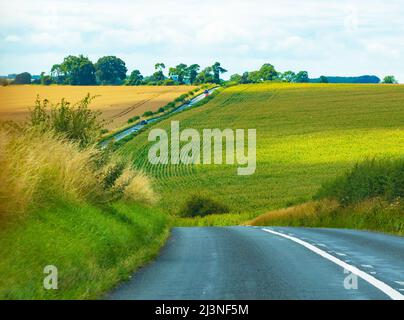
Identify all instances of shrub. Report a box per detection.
[142,111,154,117]
[179,194,229,217]
[157,107,165,113]
[29,94,106,148]
[128,115,140,124]
[164,102,176,110]
[0,78,10,86]
[316,158,404,206]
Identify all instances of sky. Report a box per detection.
[1,0,403,81]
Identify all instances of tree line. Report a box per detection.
[7,56,399,86]
[10,55,227,86]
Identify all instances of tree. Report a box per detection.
[51,64,65,84]
[95,56,127,85]
[240,72,250,84]
[195,66,214,84]
[382,75,398,84]
[230,73,242,84]
[187,64,200,84]
[14,72,31,84]
[151,62,166,83]
[319,75,329,83]
[295,71,309,83]
[168,63,188,84]
[40,72,53,85]
[126,70,144,85]
[259,63,277,81]
[60,55,96,85]
[211,62,227,84]
[281,71,296,83]
[247,71,262,83]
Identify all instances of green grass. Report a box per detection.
[118,83,404,224]
[0,199,170,299]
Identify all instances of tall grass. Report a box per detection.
[0,123,156,223]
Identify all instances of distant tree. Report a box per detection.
[95,56,127,85]
[240,72,250,84]
[14,72,31,84]
[195,66,214,84]
[187,64,200,84]
[319,75,329,83]
[155,63,166,72]
[51,64,65,84]
[295,71,309,83]
[152,62,166,83]
[211,62,227,84]
[169,63,188,84]
[281,71,296,83]
[40,72,53,85]
[382,75,398,84]
[126,70,144,85]
[60,55,96,85]
[230,73,242,83]
[247,71,262,83]
[259,63,277,81]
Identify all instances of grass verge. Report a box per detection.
[0,200,170,299]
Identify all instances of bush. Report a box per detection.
[164,102,176,110]
[142,111,154,117]
[29,94,106,148]
[179,194,229,217]
[157,107,165,113]
[316,158,404,206]
[128,115,140,123]
[0,78,10,86]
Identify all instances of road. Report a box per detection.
[100,87,218,146]
[108,227,404,300]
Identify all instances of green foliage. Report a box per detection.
[142,110,154,117]
[59,55,97,85]
[179,194,229,217]
[40,72,53,85]
[383,75,398,84]
[95,56,127,85]
[14,72,31,84]
[30,94,105,147]
[295,71,309,83]
[128,115,140,123]
[319,75,329,83]
[259,63,277,81]
[126,70,144,86]
[211,62,227,84]
[316,158,404,206]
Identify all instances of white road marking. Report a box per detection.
[262,228,404,300]
[361,264,374,268]
[395,281,404,286]
[336,252,347,257]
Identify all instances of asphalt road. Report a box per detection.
[108,227,404,300]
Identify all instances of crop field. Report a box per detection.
[118,83,404,222]
[0,85,196,130]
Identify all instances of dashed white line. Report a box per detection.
[262,228,404,300]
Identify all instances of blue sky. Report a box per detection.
[1,0,403,81]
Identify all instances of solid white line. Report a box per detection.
[262,228,404,300]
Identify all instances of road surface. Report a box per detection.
[108,227,404,300]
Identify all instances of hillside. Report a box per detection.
[118,83,404,224]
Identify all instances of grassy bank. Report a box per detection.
[0,111,170,299]
[0,200,169,299]
[249,158,404,235]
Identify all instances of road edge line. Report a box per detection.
[262,228,404,300]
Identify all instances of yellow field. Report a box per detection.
[0,85,196,130]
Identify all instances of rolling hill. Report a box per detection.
[118,83,404,224]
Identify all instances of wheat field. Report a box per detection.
[0,85,196,130]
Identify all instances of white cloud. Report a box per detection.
[0,0,403,81]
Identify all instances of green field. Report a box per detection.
[118,83,404,224]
